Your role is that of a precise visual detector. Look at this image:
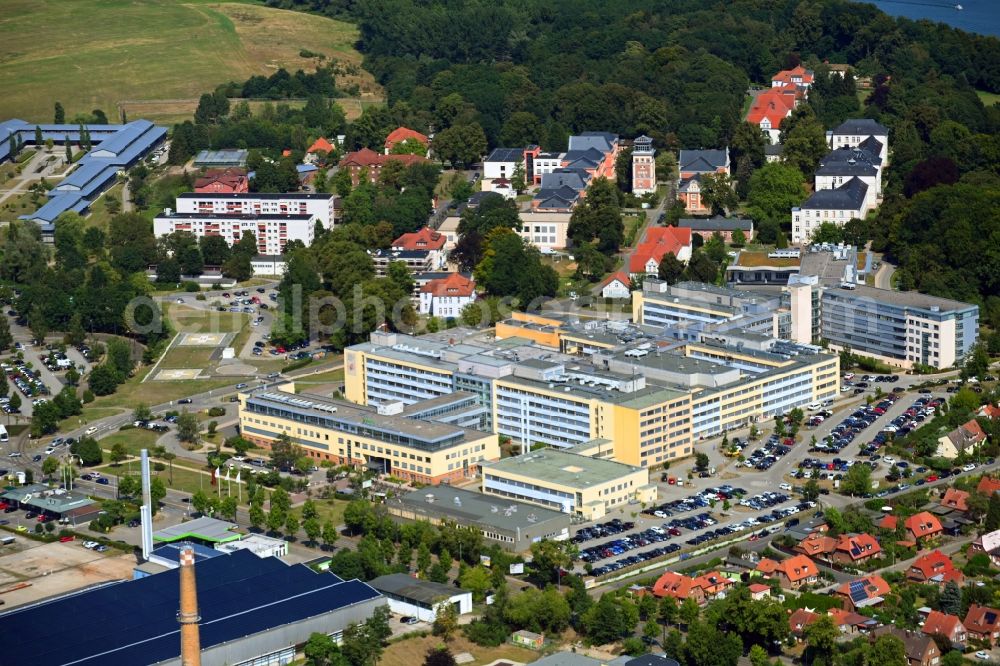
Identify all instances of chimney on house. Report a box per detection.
[178,546,202,666]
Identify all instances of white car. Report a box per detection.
[779,483,792,491]
[883,456,896,465]
[963,463,977,472]
[44,448,54,455]
[841,386,852,392]
[85,426,97,436]
[975,651,990,661]
[806,403,821,410]
[843,373,855,380]
[82,541,99,549]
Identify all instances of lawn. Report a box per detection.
[294,368,345,386]
[0,190,40,223]
[83,184,123,230]
[167,304,249,333]
[100,428,162,456]
[292,497,348,528]
[977,89,1000,107]
[87,375,237,410]
[0,0,381,123]
[380,635,537,666]
[158,347,217,369]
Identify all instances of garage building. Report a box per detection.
[368,573,472,623]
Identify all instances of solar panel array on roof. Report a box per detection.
[849,580,867,602]
[0,549,381,666]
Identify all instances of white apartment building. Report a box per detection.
[153,211,316,256]
[828,119,889,163]
[175,192,336,229]
[791,177,870,244]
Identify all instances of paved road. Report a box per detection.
[874,259,896,289]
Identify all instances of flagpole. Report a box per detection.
[236,471,242,503]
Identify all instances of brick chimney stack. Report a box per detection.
[177,546,202,666]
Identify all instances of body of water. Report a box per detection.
[860,0,1000,38]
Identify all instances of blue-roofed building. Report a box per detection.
[0,548,386,666]
[3,118,166,230]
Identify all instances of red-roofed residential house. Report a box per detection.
[834,576,891,612]
[794,532,837,559]
[905,512,943,544]
[978,476,1000,497]
[746,89,798,143]
[418,274,476,319]
[307,137,336,156]
[600,271,632,300]
[921,610,967,645]
[833,534,882,565]
[393,227,447,270]
[651,571,700,604]
[385,127,429,155]
[789,608,820,638]
[748,583,771,601]
[691,571,736,601]
[628,227,693,277]
[194,168,249,194]
[978,404,1000,420]
[339,148,428,185]
[771,65,815,90]
[878,514,898,531]
[941,488,970,513]
[907,550,964,587]
[771,555,819,590]
[971,529,1000,567]
[964,605,1000,645]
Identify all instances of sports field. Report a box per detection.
[0,0,381,123]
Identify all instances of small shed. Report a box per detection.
[512,629,545,650]
[368,573,472,623]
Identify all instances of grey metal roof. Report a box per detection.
[832,118,889,136]
[395,486,567,534]
[798,177,868,210]
[482,448,643,488]
[815,147,880,177]
[194,149,248,164]
[679,149,728,173]
[368,573,467,604]
[678,216,753,231]
[153,516,240,543]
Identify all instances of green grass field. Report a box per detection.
[101,428,162,457]
[168,304,249,333]
[159,347,217,369]
[978,90,1000,107]
[0,0,380,123]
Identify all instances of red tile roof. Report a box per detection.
[755,557,780,575]
[600,271,632,290]
[922,610,964,640]
[789,608,820,634]
[746,89,797,127]
[393,227,446,251]
[340,148,427,169]
[772,65,815,86]
[775,554,818,583]
[978,476,1000,497]
[835,575,891,602]
[419,273,475,298]
[691,571,734,596]
[308,137,335,154]
[964,604,1000,634]
[651,571,695,599]
[941,488,970,512]
[748,583,771,594]
[193,168,248,193]
[629,226,692,273]
[908,549,962,584]
[835,533,881,561]
[905,512,943,540]
[796,532,837,557]
[979,404,1000,420]
[878,515,898,530]
[385,127,429,151]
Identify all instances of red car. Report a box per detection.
[0,502,8,511]
[927,474,939,482]
[276,347,286,354]
[59,535,74,542]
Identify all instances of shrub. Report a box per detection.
[208,407,226,417]
[183,281,201,292]
[82,389,95,403]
